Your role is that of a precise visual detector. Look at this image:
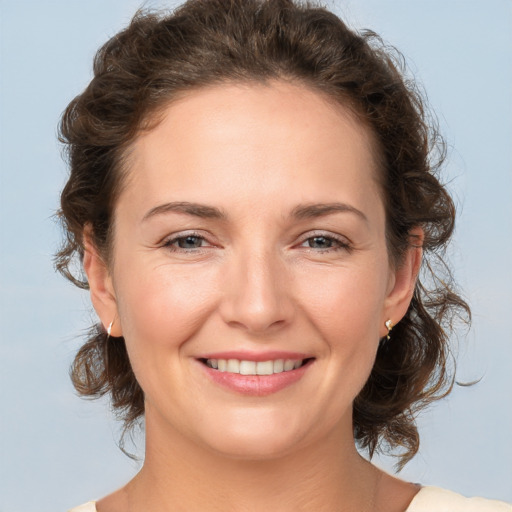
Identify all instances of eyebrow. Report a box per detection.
[142,201,226,222]
[291,202,368,222]
[142,201,367,223]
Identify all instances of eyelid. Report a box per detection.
[158,229,351,253]
[160,230,216,250]
[295,230,352,251]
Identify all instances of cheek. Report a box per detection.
[297,264,387,341]
[113,260,219,369]
[295,263,388,393]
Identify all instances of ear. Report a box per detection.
[381,227,423,337]
[83,226,123,337]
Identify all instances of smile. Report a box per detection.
[203,358,309,375]
[197,355,315,396]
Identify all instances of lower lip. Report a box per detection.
[198,360,314,396]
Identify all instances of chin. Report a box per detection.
[195,409,310,461]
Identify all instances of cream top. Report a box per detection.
[68,486,512,512]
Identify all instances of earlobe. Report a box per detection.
[83,227,122,337]
[383,228,424,335]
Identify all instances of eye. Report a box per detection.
[175,235,205,249]
[163,233,209,251]
[305,236,336,249]
[298,233,351,253]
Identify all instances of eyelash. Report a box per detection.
[297,232,352,253]
[162,232,211,252]
[161,231,351,254]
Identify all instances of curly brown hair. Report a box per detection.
[56,0,470,466]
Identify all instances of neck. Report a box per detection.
[124,409,380,512]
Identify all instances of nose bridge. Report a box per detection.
[221,240,292,333]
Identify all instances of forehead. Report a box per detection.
[121,81,382,220]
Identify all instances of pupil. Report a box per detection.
[310,236,331,248]
[179,236,201,248]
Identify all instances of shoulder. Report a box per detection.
[68,502,97,512]
[407,486,512,512]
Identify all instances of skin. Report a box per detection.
[84,81,422,512]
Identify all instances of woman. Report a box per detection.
[57,0,510,510]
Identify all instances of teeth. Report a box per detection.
[227,359,239,373]
[206,358,305,375]
[273,359,284,373]
[239,360,256,375]
[256,361,273,375]
[284,359,295,371]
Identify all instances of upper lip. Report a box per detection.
[196,350,313,362]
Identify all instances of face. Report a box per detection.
[86,81,418,459]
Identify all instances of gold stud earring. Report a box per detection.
[385,319,394,340]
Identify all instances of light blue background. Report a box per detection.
[1,1,511,510]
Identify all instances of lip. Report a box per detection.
[195,353,315,396]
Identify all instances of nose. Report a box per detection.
[219,248,294,335]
